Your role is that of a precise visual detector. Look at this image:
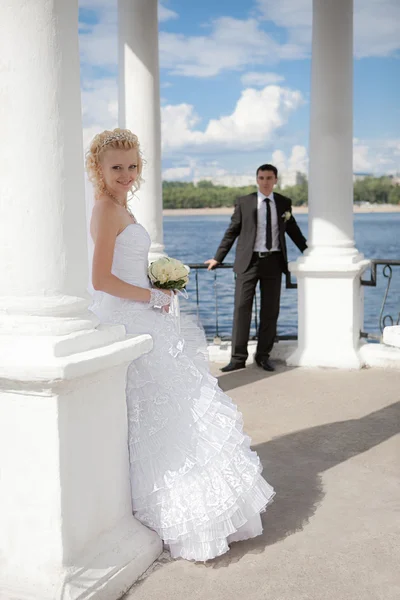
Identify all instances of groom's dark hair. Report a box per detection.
[256,164,278,178]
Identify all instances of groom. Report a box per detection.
[205,164,307,372]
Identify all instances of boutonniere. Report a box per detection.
[282,211,291,222]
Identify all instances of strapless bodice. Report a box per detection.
[112,223,151,289]
[91,222,152,316]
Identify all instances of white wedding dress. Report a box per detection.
[90,222,275,561]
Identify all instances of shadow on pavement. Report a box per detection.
[204,400,400,569]
[216,362,296,393]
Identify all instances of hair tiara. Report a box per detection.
[99,131,138,150]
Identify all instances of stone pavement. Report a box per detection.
[125,365,400,600]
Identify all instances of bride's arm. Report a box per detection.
[91,201,171,304]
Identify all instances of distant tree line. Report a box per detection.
[353,176,400,205]
[162,176,400,209]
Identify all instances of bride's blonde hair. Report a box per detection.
[85,128,144,197]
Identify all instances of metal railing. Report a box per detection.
[181,259,399,344]
[361,259,400,340]
[183,263,298,342]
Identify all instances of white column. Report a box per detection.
[0,2,161,598]
[288,0,369,369]
[118,0,165,260]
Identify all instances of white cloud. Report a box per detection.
[162,103,202,149]
[78,2,177,69]
[162,85,303,152]
[354,1,400,58]
[161,138,400,183]
[78,1,175,144]
[78,1,398,177]
[160,17,306,78]
[79,24,117,71]
[163,166,193,180]
[79,0,175,19]
[160,1,399,78]
[79,0,400,82]
[353,138,400,174]
[353,140,372,172]
[203,87,303,147]
[79,1,117,70]
[256,0,310,29]
[81,78,118,149]
[385,139,400,158]
[161,149,309,185]
[271,146,309,177]
[270,140,400,178]
[241,72,285,87]
[158,3,178,22]
[289,145,308,173]
[162,159,234,182]
[256,0,400,58]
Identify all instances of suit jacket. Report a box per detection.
[214,192,307,274]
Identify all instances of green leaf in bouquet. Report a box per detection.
[153,278,188,290]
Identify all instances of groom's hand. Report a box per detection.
[204,259,219,271]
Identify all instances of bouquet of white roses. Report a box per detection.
[148,257,189,291]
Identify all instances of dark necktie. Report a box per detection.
[264,197,272,250]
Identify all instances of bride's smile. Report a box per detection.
[100,147,139,201]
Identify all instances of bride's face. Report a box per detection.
[100,148,139,196]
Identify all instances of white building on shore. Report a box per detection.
[193,170,307,189]
[193,173,255,187]
[279,170,307,188]
[353,171,373,181]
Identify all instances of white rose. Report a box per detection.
[148,257,189,288]
[158,269,168,284]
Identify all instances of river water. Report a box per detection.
[163,213,400,340]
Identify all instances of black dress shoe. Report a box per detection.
[220,361,246,373]
[255,357,275,372]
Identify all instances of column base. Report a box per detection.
[0,324,152,382]
[1,517,161,600]
[3,516,161,600]
[360,340,400,369]
[383,325,400,349]
[287,346,365,369]
[0,327,161,600]
[0,294,98,336]
[287,252,370,369]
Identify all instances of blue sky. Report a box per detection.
[79,0,400,182]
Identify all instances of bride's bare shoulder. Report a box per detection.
[92,196,119,221]
[93,194,116,214]
[91,197,120,238]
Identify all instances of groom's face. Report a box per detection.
[257,170,277,197]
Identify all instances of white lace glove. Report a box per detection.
[149,288,172,308]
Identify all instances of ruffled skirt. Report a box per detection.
[92,300,275,561]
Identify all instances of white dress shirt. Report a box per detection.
[253,191,281,252]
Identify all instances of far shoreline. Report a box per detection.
[163,204,400,216]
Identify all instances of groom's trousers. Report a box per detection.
[231,252,283,364]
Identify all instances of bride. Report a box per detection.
[86,128,275,562]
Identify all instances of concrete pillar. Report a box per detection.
[0,1,161,598]
[118,0,165,260]
[288,0,369,369]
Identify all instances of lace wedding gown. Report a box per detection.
[90,223,275,561]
